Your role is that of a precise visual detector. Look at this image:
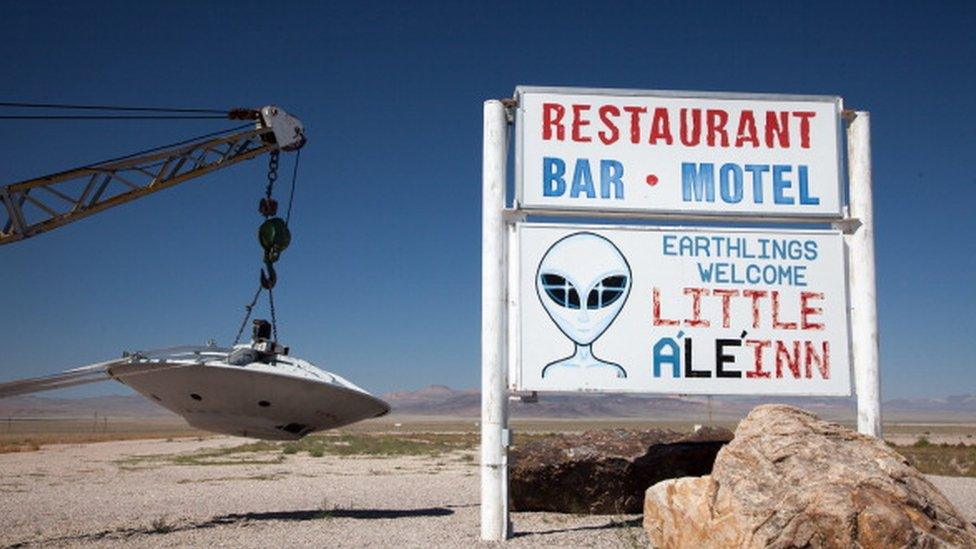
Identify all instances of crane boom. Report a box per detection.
[0,105,304,246]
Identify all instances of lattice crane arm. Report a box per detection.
[0,105,305,246]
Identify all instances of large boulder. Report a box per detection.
[510,427,733,514]
[644,405,976,548]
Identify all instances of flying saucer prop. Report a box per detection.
[0,343,389,440]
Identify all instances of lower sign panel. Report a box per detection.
[514,224,852,395]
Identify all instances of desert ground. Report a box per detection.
[1,418,974,548]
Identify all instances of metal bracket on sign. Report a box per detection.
[501,98,517,123]
[832,217,863,235]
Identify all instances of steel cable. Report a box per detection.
[285,148,301,225]
[233,285,264,345]
[0,115,229,120]
[0,101,228,114]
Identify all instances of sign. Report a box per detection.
[516,87,844,218]
[513,224,852,395]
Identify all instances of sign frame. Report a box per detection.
[514,85,847,220]
[480,91,880,542]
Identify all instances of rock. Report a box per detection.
[510,427,733,514]
[643,405,976,548]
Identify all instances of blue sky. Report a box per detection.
[1,1,973,399]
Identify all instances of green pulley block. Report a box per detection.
[258,217,291,264]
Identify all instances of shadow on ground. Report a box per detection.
[7,507,454,547]
[512,516,642,538]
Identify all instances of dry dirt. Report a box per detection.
[0,436,644,548]
[1,435,973,548]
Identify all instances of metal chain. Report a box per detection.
[265,149,280,341]
[264,150,279,201]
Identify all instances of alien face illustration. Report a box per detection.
[535,232,631,379]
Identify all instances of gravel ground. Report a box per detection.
[928,475,976,523]
[1,438,973,548]
[0,437,644,548]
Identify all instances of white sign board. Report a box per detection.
[516,87,844,218]
[513,224,852,395]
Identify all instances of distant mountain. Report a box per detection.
[0,394,175,418]
[382,386,976,422]
[382,385,471,410]
[880,394,976,420]
[384,386,703,418]
[884,395,976,413]
[1,387,972,422]
[381,386,839,420]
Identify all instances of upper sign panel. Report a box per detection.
[515,87,844,218]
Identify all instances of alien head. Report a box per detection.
[536,232,631,346]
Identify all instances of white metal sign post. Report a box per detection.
[481,100,510,542]
[846,111,881,437]
[481,88,879,541]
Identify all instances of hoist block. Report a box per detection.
[259,217,291,263]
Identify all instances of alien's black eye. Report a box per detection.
[567,287,580,308]
[585,275,628,309]
[540,273,581,309]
